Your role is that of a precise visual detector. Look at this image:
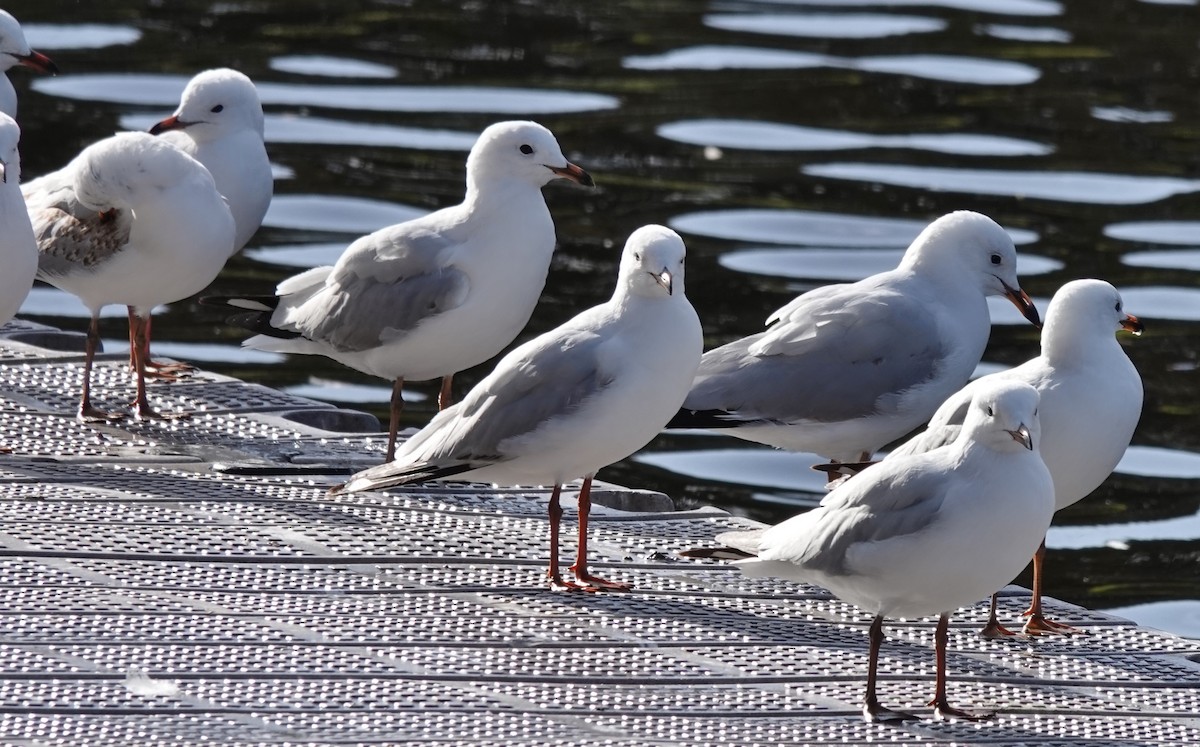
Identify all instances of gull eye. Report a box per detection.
[986,406,994,416]
[519,144,534,155]
[633,252,641,261]
[1115,301,1122,312]
[990,254,1002,265]
[210,104,224,113]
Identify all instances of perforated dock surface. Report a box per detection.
[1,321,1198,746]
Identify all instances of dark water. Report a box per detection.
[10,0,1200,637]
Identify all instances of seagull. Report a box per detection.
[139,68,273,378]
[0,9,58,117]
[878,279,1143,636]
[332,225,703,592]
[667,210,1042,463]
[25,132,235,419]
[215,120,592,461]
[0,112,36,328]
[683,380,1054,722]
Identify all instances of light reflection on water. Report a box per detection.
[13,1,1200,639]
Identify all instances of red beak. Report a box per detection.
[16,50,58,75]
[546,161,594,187]
[149,114,189,136]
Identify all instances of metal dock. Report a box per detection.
[1,320,1198,746]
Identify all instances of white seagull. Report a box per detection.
[0,9,57,117]
[218,120,592,461]
[684,380,1054,722]
[139,68,273,378]
[667,210,1041,463]
[0,112,36,329]
[333,225,703,592]
[883,278,1143,636]
[26,132,235,419]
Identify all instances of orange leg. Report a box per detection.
[979,593,1018,639]
[567,476,631,592]
[78,316,123,422]
[129,308,193,380]
[438,374,453,411]
[385,377,404,462]
[129,314,187,420]
[1022,539,1084,635]
[862,615,918,723]
[929,612,991,721]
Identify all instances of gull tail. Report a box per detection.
[330,462,477,496]
[199,294,300,341]
[666,407,754,430]
[678,546,757,561]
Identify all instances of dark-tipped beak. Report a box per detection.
[149,114,189,136]
[16,50,57,75]
[653,267,674,295]
[1120,313,1144,336]
[546,160,594,187]
[1007,424,1034,450]
[1001,279,1041,329]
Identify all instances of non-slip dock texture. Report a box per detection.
[1,321,1199,746]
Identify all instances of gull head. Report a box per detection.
[467,120,593,190]
[0,10,57,75]
[1044,278,1143,344]
[0,112,19,184]
[619,224,688,299]
[904,210,1041,328]
[150,68,265,142]
[962,379,1041,454]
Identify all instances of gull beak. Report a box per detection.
[1001,279,1041,329]
[546,160,594,187]
[1120,313,1144,336]
[1006,423,1034,450]
[16,50,58,75]
[652,267,674,295]
[149,114,190,135]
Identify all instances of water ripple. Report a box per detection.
[269,55,398,79]
[22,23,142,49]
[671,208,1039,246]
[625,46,1041,85]
[703,13,946,39]
[263,195,426,234]
[719,247,1062,282]
[804,162,1200,205]
[35,74,620,114]
[1105,221,1200,246]
[658,118,1052,156]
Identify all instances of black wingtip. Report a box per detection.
[665,408,745,430]
[678,546,756,561]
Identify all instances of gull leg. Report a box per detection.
[136,312,194,380]
[78,316,123,422]
[385,377,404,462]
[546,483,574,589]
[862,615,918,723]
[130,313,188,420]
[1022,539,1084,635]
[569,475,632,592]
[438,374,454,410]
[929,612,992,721]
[979,593,1018,638]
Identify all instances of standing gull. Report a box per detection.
[684,380,1054,722]
[333,225,703,591]
[25,132,235,419]
[0,9,58,117]
[883,279,1143,636]
[667,210,1041,463]
[217,120,592,461]
[135,68,273,378]
[0,112,36,329]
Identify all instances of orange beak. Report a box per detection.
[546,161,594,187]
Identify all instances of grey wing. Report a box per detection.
[32,202,133,281]
[685,290,944,424]
[421,328,614,463]
[280,226,469,353]
[761,458,949,575]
